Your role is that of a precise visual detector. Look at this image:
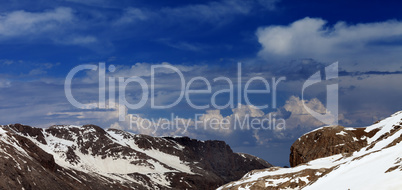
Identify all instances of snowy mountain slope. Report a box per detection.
[0,126,148,190]
[218,111,402,190]
[0,124,271,189]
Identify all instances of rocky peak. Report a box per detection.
[6,123,47,144]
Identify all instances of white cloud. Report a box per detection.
[233,104,265,117]
[257,17,402,70]
[52,35,98,46]
[158,39,204,52]
[0,78,11,88]
[247,96,326,142]
[115,7,148,25]
[110,62,200,78]
[69,36,98,44]
[0,7,73,37]
[112,0,279,27]
[28,68,47,76]
[0,7,98,47]
[273,96,327,130]
[256,0,280,10]
[112,0,261,27]
[160,0,252,23]
[0,59,15,65]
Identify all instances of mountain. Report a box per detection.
[218,111,402,190]
[0,124,272,190]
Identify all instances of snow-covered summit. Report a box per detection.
[219,111,402,190]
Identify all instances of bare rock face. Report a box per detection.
[289,125,379,167]
[0,124,272,190]
[164,137,273,184]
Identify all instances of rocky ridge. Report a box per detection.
[0,124,272,190]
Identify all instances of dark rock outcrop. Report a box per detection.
[166,137,273,185]
[289,125,379,167]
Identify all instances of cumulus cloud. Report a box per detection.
[102,95,339,146]
[267,96,327,139]
[257,17,402,70]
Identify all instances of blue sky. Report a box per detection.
[1,0,402,166]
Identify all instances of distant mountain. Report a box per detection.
[219,111,402,190]
[0,124,271,190]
